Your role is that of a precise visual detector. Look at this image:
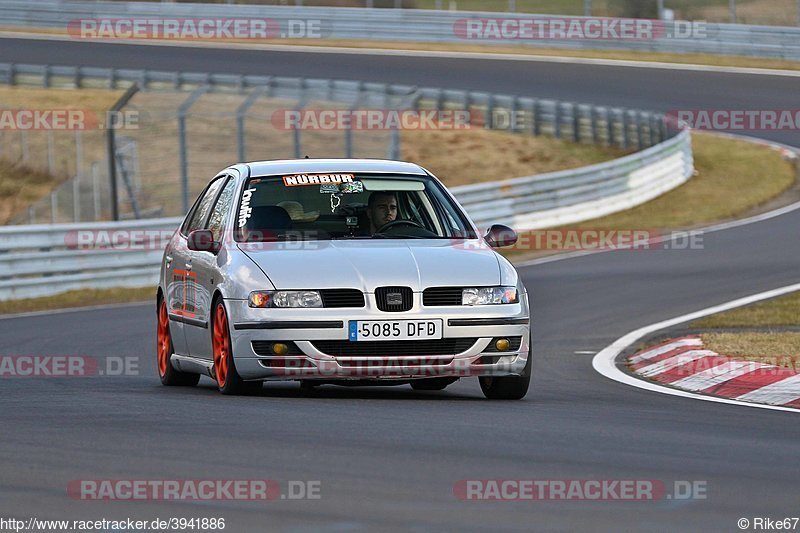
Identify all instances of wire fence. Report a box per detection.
[0,62,681,226]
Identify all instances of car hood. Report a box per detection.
[238,240,501,291]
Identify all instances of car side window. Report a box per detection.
[184,178,225,235]
[207,177,236,242]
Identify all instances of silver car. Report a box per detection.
[156,159,531,399]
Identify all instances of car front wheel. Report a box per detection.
[478,344,531,400]
[212,299,261,396]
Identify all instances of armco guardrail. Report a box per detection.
[0,1,799,60]
[0,129,692,301]
[0,217,179,300]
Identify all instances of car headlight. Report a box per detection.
[462,287,518,305]
[249,290,323,308]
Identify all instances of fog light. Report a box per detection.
[495,338,510,352]
[272,343,289,355]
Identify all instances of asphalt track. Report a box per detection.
[1,38,799,531]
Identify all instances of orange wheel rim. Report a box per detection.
[213,304,230,388]
[157,300,170,377]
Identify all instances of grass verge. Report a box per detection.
[691,291,800,328]
[0,287,155,316]
[699,332,800,369]
[401,128,631,187]
[689,291,800,369]
[503,132,797,258]
[563,133,796,229]
[0,160,61,223]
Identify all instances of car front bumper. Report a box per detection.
[225,293,531,382]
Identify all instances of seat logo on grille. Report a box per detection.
[386,293,403,305]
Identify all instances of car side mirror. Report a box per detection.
[187,229,221,254]
[484,224,518,248]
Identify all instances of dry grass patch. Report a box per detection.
[562,132,795,230]
[401,129,630,187]
[0,86,122,110]
[0,159,62,223]
[701,332,800,369]
[691,291,800,328]
[0,287,155,315]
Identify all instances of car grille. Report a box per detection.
[320,289,365,308]
[375,286,413,312]
[422,287,462,306]
[311,338,477,357]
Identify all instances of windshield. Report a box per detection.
[234,173,476,242]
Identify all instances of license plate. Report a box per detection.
[348,320,443,341]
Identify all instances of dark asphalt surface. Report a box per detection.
[0,37,799,531]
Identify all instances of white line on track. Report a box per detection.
[2,31,800,78]
[591,283,800,413]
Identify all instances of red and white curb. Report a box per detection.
[627,336,800,409]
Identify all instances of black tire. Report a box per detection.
[410,377,458,391]
[157,297,200,387]
[212,299,262,396]
[479,344,532,400]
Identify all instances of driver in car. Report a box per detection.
[366,191,398,234]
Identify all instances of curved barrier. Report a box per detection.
[0,1,799,60]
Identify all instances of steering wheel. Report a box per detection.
[375,219,424,233]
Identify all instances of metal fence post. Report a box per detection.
[554,103,562,138]
[236,84,268,162]
[50,192,57,224]
[636,112,645,149]
[508,0,516,13]
[572,104,580,142]
[621,111,630,149]
[92,161,101,221]
[107,83,140,220]
[47,131,55,175]
[729,0,737,23]
[606,108,614,146]
[73,173,80,222]
[510,97,518,133]
[388,124,400,160]
[20,130,28,161]
[75,129,83,179]
[584,0,591,17]
[177,85,208,214]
